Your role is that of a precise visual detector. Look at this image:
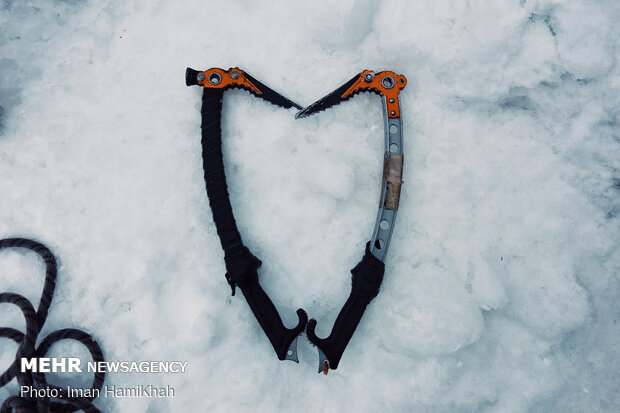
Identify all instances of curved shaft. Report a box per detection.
[300,70,407,373]
[198,86,307,362]
[370,96,403,262]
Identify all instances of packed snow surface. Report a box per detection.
[1,0,619,411]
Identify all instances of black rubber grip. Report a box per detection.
[306,242,385,370]
[200,88,244,254]
[199,88,307,360]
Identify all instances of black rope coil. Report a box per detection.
[0,238,105,413]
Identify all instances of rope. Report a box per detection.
[0,238,105,413]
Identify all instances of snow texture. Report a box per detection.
[1,0,619,411]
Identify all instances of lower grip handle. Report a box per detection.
[238,273,308,361]
[306,242,385,372]
[225,247,308,361]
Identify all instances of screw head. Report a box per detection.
[196,73,206,82]
[382,76,395,89]
[390,110,396,115]
[364,73,374,82]
[389,98,395,103]
[231,71,240,79]
[208,73,222,85]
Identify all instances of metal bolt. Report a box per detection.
[364,73,374,82]
[209,73,222,85]
[231,71,240,79]
[389,98,395,103]
[382,76,395,89]
[390,111,396,115]
[196,73,206,82]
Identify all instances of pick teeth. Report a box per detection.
[296,88,377,119]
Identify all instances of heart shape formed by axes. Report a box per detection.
[186,67,406,374]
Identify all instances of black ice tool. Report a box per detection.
[186,67,307,361]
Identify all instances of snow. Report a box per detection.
[1,0,619,411]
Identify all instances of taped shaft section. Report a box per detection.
[384,154,403,210]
